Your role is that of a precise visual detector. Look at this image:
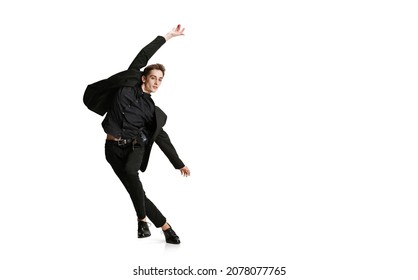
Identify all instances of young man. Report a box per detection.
[85,25,190,244]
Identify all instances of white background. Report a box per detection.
[1,0,417,279]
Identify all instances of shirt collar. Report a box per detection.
[139,86,152,98]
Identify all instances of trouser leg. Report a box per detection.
[105,142,167,227]
[143,197,166,228]
[123,145,147,219]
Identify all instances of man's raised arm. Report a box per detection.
[128,24,185,71]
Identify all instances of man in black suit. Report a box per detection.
[84,25,190,244]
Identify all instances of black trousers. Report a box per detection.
[105,141,166,227]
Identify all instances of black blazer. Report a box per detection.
[83,36,166,116]
[83,36,184,172]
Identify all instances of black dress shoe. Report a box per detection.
[138,221,151,238]
[163,224,180,244]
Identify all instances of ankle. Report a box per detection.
[161,223,170,231]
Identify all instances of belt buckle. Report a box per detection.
[117,139,127,146]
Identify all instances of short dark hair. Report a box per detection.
[143,63,166,77]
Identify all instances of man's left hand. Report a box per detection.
[179,166,191,177]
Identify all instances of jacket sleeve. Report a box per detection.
[155,128,185,169]
[128,36,166,71]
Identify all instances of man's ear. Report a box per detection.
[141,75,146,83]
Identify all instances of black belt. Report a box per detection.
[107,131,148,147]
[107,138,138,146]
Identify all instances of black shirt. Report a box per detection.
[102,86,155,140]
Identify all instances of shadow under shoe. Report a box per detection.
[138,221,151,238]
[163,224,180,244]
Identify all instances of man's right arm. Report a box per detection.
[128,24,185,71]
[128,36,166,71]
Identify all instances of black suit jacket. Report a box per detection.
[83,36,166,116]
[83,36,184,172]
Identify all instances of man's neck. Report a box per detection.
[141,84,151,95]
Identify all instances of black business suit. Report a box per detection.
[84,36,184,227]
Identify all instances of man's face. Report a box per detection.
[142,70,164,93]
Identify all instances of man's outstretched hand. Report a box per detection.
[179,166,190,177]
[164,24,185,41]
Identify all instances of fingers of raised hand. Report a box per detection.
[172,24,185,35]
